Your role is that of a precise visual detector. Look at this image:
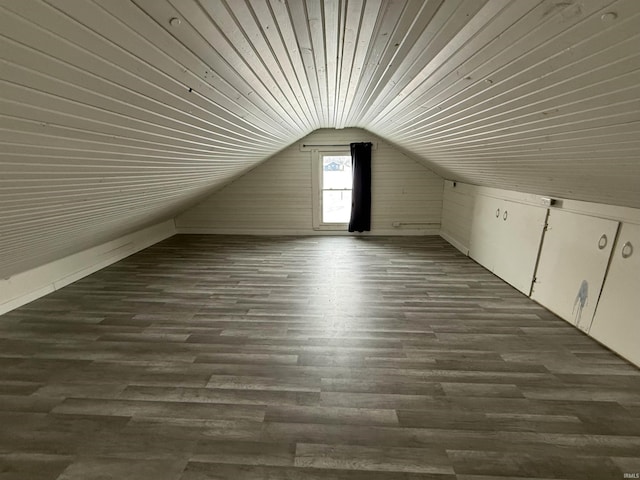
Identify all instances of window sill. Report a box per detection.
[313,223,348,231]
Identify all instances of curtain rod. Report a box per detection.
[302,144,350,147]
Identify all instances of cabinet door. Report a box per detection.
[531,210,619,333]
[589,223,640,367]
[494,200,547,295]
[469,195,502,272]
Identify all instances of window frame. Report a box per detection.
[311,150,352,230]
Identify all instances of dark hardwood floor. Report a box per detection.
[1,235,639,479]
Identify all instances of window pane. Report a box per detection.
[322,190,352,223]
[323,156,352,190]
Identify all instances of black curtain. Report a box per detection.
[348,142,372,233]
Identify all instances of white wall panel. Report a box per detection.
[469,195,503,273]
[590,223,640,367]
[469,195,547,294]
[531,210,619,333]
[0,220,176,315]
[440,181,475,254]
[176,129,443,234]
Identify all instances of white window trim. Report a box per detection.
[311,150,351,230]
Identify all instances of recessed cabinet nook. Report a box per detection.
[469,193,638,367]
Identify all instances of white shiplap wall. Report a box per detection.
[2,0,640,282]
[176,129,443,234]
[0,220,175,315]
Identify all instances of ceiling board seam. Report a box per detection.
[383,12,640,137]
[0,58,287,146]
[0,4,287,141]
[375,0,635,135]
[394,67,640,142]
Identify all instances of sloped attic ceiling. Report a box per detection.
[1,0,639,278]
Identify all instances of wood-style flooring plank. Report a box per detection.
[0,235,638,479]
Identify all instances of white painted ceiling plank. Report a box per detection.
[336,0,382,129]
[197,0,312,132]
[379,0,629,137]
[2,0,640,278]
[344,0,408,126]
[306,0,331,127]
[369,0,508,128]
[288,0,326,127]
[120,0,297,138]
[263,0,322,128]
[1,2,285,143]
[349,0,444,126]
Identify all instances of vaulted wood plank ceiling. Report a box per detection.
[1,0,639,277]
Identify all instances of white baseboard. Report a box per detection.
[440,231,470,256]
[0,220,176,316]
[176,227,441,236]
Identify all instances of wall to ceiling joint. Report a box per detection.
[176,128,443,235]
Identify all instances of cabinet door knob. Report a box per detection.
[503,210,508,221]
[495,208,500,218]
[598,234,608,250]
[622,241,633,259]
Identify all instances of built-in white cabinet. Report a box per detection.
[589,223,640,367]
[459,184,639,367]
[469,195,502,270]
[531,210,619,333]
[470,196,547,295]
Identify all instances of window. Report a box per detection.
[312,152,352,229]
[321,155,352,223]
